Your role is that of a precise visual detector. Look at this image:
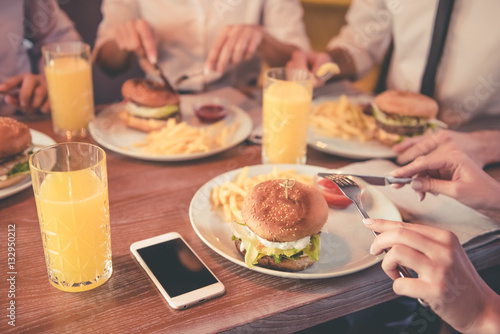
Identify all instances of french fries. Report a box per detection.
[310,95,376,142]
[211,166,313,223]
[134,118,239,155]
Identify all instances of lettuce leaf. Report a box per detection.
[239,234,321,268]
[302,234,320,261]
[7,160,30,176]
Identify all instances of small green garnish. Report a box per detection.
[271,254,281,263]
[7,161,30,176]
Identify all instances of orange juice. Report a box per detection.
[45,57,94,137]
[262,80,312,164]
[34,169,112,292]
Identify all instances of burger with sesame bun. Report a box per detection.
[372,90,440,145]
[232,179,329,272]
[0,117,33,189]
[120,77,181,132]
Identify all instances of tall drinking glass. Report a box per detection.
[262,68,313,164]
[30,143,112,292]
[43,41,94,139]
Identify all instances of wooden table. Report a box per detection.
[1,96,500,333]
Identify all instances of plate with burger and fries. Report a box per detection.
[89,80,253,162]
[308,91,443,160]
[189,164,401,279]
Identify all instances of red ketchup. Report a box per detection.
[316,178,353,209]
[194,104,227,123]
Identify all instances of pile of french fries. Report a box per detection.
[310,95,376,142]
[211,166,312,223]
[134,118,239,155]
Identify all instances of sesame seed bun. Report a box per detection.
[122,78,180,108]
[241,179,328,243]
[374,90,438,118]
[0,117,31,159]
[0,117,32,189]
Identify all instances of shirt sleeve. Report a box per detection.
[92,0,141,60]
[326,0,392,79]
[262,0,311,51]
[24,0,82,73]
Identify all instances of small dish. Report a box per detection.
[193,97,228,123]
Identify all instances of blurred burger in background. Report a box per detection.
[0,117,32,189]
[372,90,440,145]
[120,78,181,132]
[232,179,328,272]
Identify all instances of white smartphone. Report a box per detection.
[130,232,225,310]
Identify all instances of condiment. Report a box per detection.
[194,104,227,123]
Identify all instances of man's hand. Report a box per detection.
[0,73,50,113]
[286,50,332,86]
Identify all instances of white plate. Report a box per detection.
[0,129,56,200]
[88,100,253,162]
[189,164,401,279]
[307,96,396,160]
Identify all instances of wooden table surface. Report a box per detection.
[1,95,500,333]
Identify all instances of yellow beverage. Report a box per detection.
[262,80,312,164]
[45,56,94,137]
[34,169,112,292]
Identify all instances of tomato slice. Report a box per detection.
[316,178,353,209]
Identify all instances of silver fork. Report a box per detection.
[320,174,429,307]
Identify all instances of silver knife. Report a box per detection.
[317,173,413,186]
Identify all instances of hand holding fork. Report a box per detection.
[320,174,429,307]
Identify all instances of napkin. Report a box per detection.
[339,159,500,250]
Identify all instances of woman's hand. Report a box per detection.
[113,19,157,63]
[394,129,500,168]
[364,218,500,334]
[391,149,500,216]
[0,73,50,113]
[205,24,265,74]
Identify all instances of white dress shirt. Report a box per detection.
[327,0,500,127]
[94,0,310,92]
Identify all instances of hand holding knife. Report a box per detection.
[317,173,413,186]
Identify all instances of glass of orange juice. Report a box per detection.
[43,41,94,139]
[30,143,112,292]
[262,68,313,164]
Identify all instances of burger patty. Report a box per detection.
[375,118,426,136]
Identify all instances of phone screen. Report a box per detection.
[137,238,218,298]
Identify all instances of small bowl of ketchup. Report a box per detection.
[193,97,228,123]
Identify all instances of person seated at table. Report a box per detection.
[93,0,310,92]
[361,149,500,334]
[0,0,81,115]
[287,0,500,129]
